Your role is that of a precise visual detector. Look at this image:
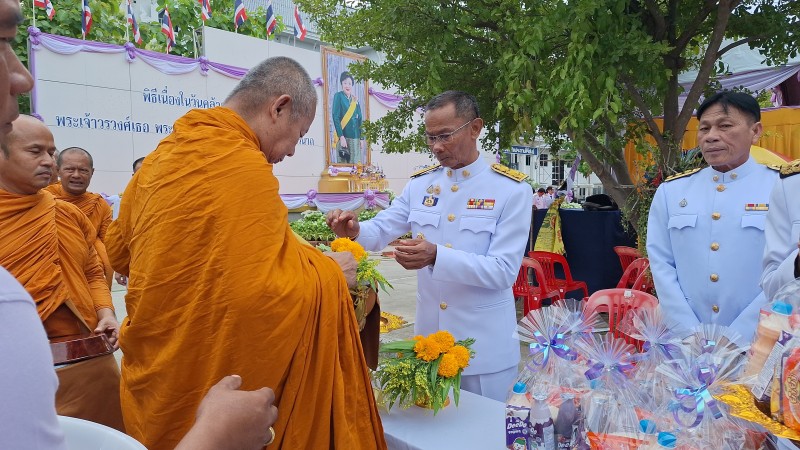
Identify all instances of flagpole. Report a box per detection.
[32,0,36,28]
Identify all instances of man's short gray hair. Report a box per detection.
[225,57,317,119]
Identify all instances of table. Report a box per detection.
[380,390,505,450]
[529,209,637,295]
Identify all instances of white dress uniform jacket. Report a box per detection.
[761,161,800,301]
[647,157,779,344]
[358,157,533,375]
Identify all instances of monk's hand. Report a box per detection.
[324,251,358,289]
[94,308,120,350]
[190,375,278,450]
[325,209,360,240]
[114,272,128,287]
[394,239,437,270]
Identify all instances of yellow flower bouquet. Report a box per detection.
[319,238,392,332]
[374,330,475,414]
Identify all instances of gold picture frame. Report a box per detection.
[321,47,371,167]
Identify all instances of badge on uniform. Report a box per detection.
[467,198,495,210]
[745,203,769,211]
[423,195,438,207]
[426,184,441,195]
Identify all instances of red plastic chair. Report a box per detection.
[513,257,563,315]
[613,246,642,272]
[583,288,658,351]
[616,257,650,289]
[528,251,589,299]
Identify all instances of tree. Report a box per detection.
[297,0,798,232]
[16,0,284,112]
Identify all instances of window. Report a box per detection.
[551,162,564,185]
[525,155,531,166]
[539,154,548,166]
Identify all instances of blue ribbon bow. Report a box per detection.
[584,359,634,382]
[669,366,723,428]
[526,330,577,371]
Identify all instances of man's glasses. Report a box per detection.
[422,118,475,146]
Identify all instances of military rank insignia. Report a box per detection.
[745,203,769,211]
[467,198,495,210]
[423,195,438,207]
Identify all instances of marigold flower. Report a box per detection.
[414,337,442,362]
[437,353,459,378]
[431,330,455,351]
[448,345,471,369]
[330,238,367,260]
[413,335,424,341]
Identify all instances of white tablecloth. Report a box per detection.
[379,390,505,450]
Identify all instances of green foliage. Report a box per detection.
[297,0,798,232]
[289,210,337,241]
[357,209,379,221]
[17,0,285,113]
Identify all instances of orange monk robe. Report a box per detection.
[45,184,114,288]
[106,107,386,450]
[0,190,113,326]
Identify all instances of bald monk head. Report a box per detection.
[0,115,56,195]
[0,0,34,137]
[57,147,95,196]
[224,57,317,164]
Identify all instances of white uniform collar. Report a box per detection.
[709,156,758,183]
[444,157,488,182]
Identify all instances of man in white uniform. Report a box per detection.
[761,160,800,301]
[327,91,533,401]
[647,91,779,344]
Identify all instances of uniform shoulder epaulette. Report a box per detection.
[410,164,442,178]
[766,164,782,172]
[491,163,528,182]
[779,159,800,179]
[664,167,702,182]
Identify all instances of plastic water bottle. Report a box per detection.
[506,382,531,450]
[529,392,555,450]
[554,393,577,449]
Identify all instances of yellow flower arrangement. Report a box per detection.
[375,330,475,414]
[323,238,392,293]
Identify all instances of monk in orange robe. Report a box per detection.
[45,147,113,288]
[106,57,386,450]
[0,115,124,431]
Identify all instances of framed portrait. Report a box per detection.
[322,47,370,166]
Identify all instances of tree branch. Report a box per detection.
[620,74,667,152]
[670,0,717,58]
[643,0,666,41]
[717,35,770,57]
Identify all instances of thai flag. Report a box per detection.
[127,0,142,45]
[81,0,92,39]
[33,0,55,20]
[265,0,277,37]
[293,6,306,40]
[234,0,247,30]
[199,0,211,22]
[160,7,176,53]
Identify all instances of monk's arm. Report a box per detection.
[105,212,130,276]
[85,244,114,311]
[98,204,112,241]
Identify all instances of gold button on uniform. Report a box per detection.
[716,184,725,192]
[448,214,456,222]
[730,173,738,180]
[710,242,719,251]
[710,273,719,282]
[462,170,470,177]
[451,184,459,192]
[713,175,719,182]
[447,169,453,177]
[439,302,447,310]
[712,305,720,313]
[445,243,452,248]
[712,212,721,220]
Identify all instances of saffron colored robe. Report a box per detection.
[45,184,113,288]
[106,107,386,450]
[0,189,123,431]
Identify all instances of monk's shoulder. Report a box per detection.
[55,200,94,235]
